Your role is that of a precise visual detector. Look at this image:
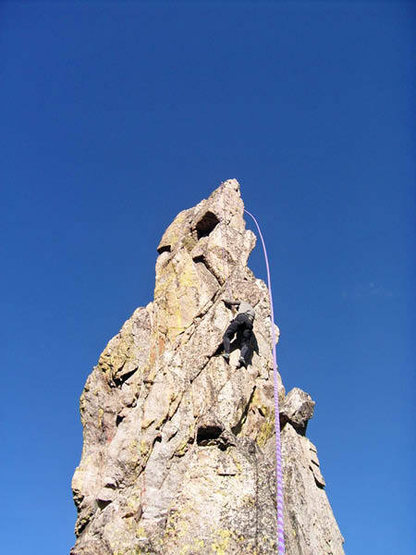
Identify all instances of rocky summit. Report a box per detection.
[71,179,344,554]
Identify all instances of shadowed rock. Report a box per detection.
[71,179,344,554]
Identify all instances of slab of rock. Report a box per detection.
[281,424,344,554]
[71,179,344,554]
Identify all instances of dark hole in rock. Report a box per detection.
[116,414,124,426]
[157,244,171,255]
[196,424,223,445]
[72,489,84,509]
[113,368,137,388]
[75,517,91,536]
[153,435,162,445]
[258,407,266,417]
[314,477,325,490]
[192,255,205,263]
[97,499,112,510]
[195,211,219,239]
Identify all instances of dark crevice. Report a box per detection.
[116,414,124,426]
[195,211,220,239]
[72,490,84,511]
[279,415,307,436]
[166,428,179,442]
[74,515,91,537]
[314,477,325,490]
[189,355,211,384]
[153,435,162,446]
[156,393,183,432]
[97,499,112,510]
[231,386,257,436]
[196,425,223,446]
[112,368,137,388]
[157,244,171,254]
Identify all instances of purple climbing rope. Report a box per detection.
[244,209,285,554]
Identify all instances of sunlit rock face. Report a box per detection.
[71,179,344,554]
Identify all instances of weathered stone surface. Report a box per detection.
[281,424,344,554]
[280,387,315,435]
[71,179,344,554]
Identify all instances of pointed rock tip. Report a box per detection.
[214,178,241,197]
[202,178,243,208]
[206,178,245,222]
[156,178,245,256]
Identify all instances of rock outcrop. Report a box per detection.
[71,179,344,554]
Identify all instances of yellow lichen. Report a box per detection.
[97,407,104,427]
[135,525,147,541]
[246,390,276,448]
[141,417,155,430]
[212,528,232,554]
[230,450,243,473]
[139,439,150,457]
[128,440,138,456]
[257,414,275,447]
[174,437,189,457]
[183,235,198,252]
[178,260,197,289]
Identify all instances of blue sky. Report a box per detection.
[1,1,414,553]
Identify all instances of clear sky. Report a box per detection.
[1,1,414,553]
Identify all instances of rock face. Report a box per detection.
[71,180,344,554]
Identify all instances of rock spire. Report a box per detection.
[71,179,344,554]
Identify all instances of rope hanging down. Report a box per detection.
[244,209,285,555]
